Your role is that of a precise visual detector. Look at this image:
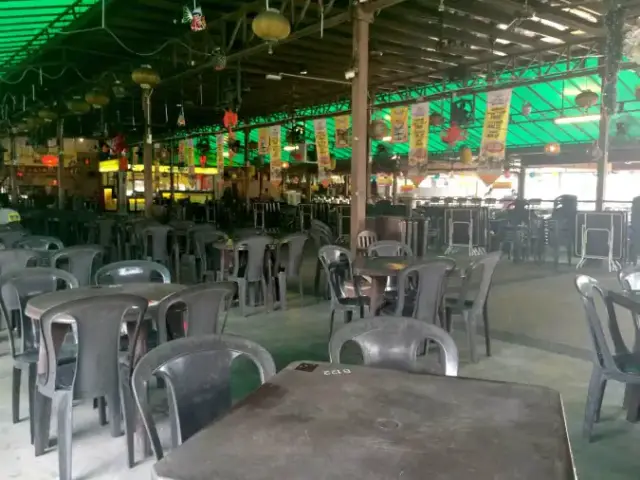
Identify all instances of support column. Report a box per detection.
[9,134,18,206]
[517,166,526,200]
[244,128,250,206]
[595,5,624,211]
[56,119,64,208]
[142,91,153,216]
[350,5,372,253]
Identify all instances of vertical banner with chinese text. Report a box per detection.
[269,125,282,185]
[479,89,512,170]
[409,102,430,171]
[216,134,225,196]
[390,106,409,143]
[258,128,269,155]
[313,118,331,168]
[334,115,350,148]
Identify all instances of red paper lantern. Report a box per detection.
[41,154,58,167]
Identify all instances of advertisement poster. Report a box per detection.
[479,89,512,169]
[409,102,430,168]
[314,118,331,168]
[269,125,282,185]
[334,115,350,148]
[390,106,409,143]
[258,128,269,155]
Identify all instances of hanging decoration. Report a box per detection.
[131,65,160,90]
[216,134,225,171]
[460,146,473,164]
[369,119,389,140]
[544,142,561,155]
[38,108,57,123]
[223,108,238,138]
[258,127,269,155]
[390,106,409,143]
[213,48,227,71]
[177,104,186,127]
[66,97,91,115]
[268,125,282,185]
[334,115,350,148]
[252,1,291,54]
[623,18,640,64]
[85,89,110,108]
[429,112,443,126]
[478,88,512,170]
[313,118,331,169]
[409,102,429,169]
[575,90,598,110]
[441,121,466,148]
[522,102,532,117]
[182,3,207,32]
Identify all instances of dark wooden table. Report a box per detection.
[152,362,576,480]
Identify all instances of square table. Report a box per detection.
[152,362,576,480]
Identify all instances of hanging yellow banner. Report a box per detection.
[269,125,282,185]
[479,89,512,170]
[409,102,430,167]
[313,118,331,168]
[258,128,270,155]
[334,115,350,148]
[216,134,225,171]
[390,106,409,143]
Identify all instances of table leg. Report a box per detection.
[368,276,387,316]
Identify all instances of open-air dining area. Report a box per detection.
[5,0,640,479]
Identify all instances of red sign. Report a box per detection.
[41,155,58,167]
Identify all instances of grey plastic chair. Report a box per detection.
[0,249,40,330]
[310,227,333,297]
[274,233,307,310]
[0,229,26,249]
[193,229,229,282]
[356,230,378,252]
[51,245,104,286]
[33,294,148,480]
[142,225,175,266]
[618,267,640,351]
[94,260,171,285]
[154,282,237,343]
[14,235,64,251]
[329,316,459,376]
[367,240,413,258]
[319,245,370,338]
[445,252,501,363]
[390,258,456,325]
[0,267,79,443]
[575,275,640,441]
[228,235,273,316]
[131,334,276,460]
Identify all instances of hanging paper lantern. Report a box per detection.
[522,102,532,117]
[311,184,319,192]
[575,90,598,110]
[429,113,444,126]
[177,107,186,127]
[213,50,227,71]
[223,109,238,136]
[503,169,511,179]
[41,154,58,167]
[459,146,473,164]
[529,171,536,178]
[38,108,57,122]
[132,65,160,89]
[282,161,290,169]
[85,88,110,108]
[320,178,330,188]
[400,184,415,193]
[544,142,561,155]
[252,9,291,52]
[368,119,388,140]
[66,97,91,115]
[441,122,467,148]
[119,155,128,172]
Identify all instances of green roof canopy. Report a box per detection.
[0,0,99,71]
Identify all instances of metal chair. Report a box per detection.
[94,259,171,285]
[228,235,273,316]
[367,240,413,258]
[575,275,640,441]
[329,316,458,376]
[51,245,104,286]
[274,233,307,310]
[131,334,276,460]
[33,294,148,480]
[319,245,370,338]
[445,252,501,363]
[0,267,79,444]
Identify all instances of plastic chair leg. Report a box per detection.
[237,281,247,317]
[119,374,136,468]
[328,309,336,340]
[278,272,287,310]
[11,366,20,424]
[34,391,52,456]
[98,397,107,426]
[57,392,74,480]
[28,363,36,444]
[583,368,606,441]
[463,311,478,363]
[483,301,491,357]
[107,391,123,438]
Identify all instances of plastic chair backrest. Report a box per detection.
[276,233,307,279]
[356,230,378,250]
[367,240,413,258]
[394,258,456,323]
[97,218,116,246]
[455,252,501,316]
[0,267,79,359]
[0,249,39,275]
[619,267,640,292]
[329,316,458,376]
[38,294,148,398]
[233,235,272,282]
[575,275,626,374]
[318,245,354,303]
[0,230,26,249]
[15,235,63,251]
[142,225,173,262]
[94,260,171,285]
[132,334,276,460]
[154,282,236,343]
[51,245,104,286]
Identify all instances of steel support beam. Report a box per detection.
[350,6,372,253]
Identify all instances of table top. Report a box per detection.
[25,282,185,320]
[353,256,415,277]
[152,362,575,480]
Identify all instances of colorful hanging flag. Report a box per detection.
[390,106,409,143]
[479,89,512,169]
[268,125,282,185]
[409,102,430,168]
[334,115,350,148]
[313,118,331,168]
[258,128,269,155]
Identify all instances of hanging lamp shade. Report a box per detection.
[66,97,91,115]
[252,9,290,43]
[85,88,110,108]
[38,108,57,122]
[368,119,389,140]
[429,112,444,126]
[544,142,561,155]
[132,65,160,89]
[575,90,598,109]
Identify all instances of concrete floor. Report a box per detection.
[1,257,639,479]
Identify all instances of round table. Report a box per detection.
[25,282,185,320]
[352,257,415,313]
